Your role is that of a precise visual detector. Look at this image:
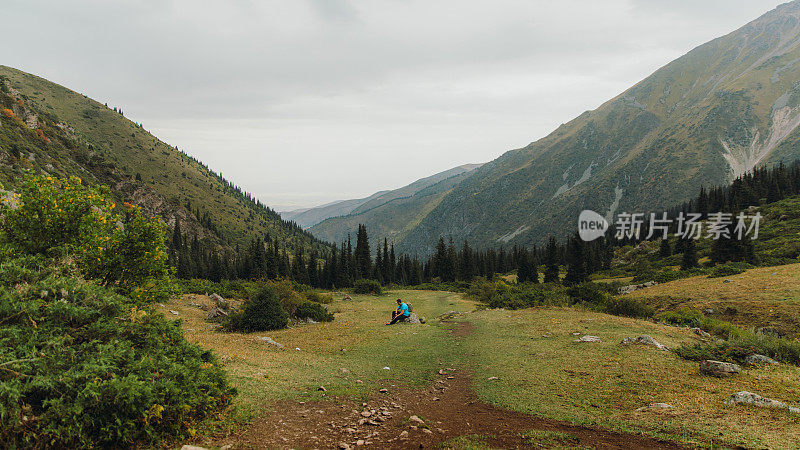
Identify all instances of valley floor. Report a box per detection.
[159,287,800,449]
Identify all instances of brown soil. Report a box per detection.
[212,321,683,449]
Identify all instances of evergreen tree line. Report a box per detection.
[169,160,800,287]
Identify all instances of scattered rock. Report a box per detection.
[361,410,372,417]
[210,293,229,309]
[340,368,350,374]
[620,335,669,351]
[344,428,357,434]
[355,379,363,383]
[343,295,352,301]
[723,279,732,283]
[700,360,741,377]
[618,281,657,295]
[206,307,229,322]
[422,428,433,435]
[438,369,446,375]
[317,386,326,392]
[169,310,180,316]
[399,430,409,440]
[379,388,388,393]
[295,347,301,351]
[571,332,581,336]
[745,354,779,366]
[703,308,715,315]
[180,446,209,450]
[575,335,602,343]
[408,415,425,425]
[257,336,284,349]
[383,366,390,370]
[725,391,800,413]
[487,376,499,380]
[406,313,422,324]
[691,327,711,338]
[356,439,365,446]
[338,442,351,449]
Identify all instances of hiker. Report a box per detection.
[386,298,410,325]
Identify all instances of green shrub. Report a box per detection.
[305,291,333,304]
[599,296,654,318]
[657,308,743,340]
[1,175,170,303]
[224,286,288,332]
[294,301,334,322]
[268,279,306,315]
[352,279,382,294]
[0,271,233,448]
[707,262,754,278]
[467,279,568,310]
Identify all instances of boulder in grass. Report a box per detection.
[725,391,800,413]
[210,293,229,310]
[574,335,602,343]
[620,335,669,351]
[700,360,741,377]
[745,354,779,366]
[406,313,421,324]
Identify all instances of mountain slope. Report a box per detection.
[308,165,481,245]
[399,1,800,255]
[0,66,326,254]
[283,163,481,229]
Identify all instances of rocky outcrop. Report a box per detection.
[725,391,800,413]
[700,360,741,377]
[618,281,658,295]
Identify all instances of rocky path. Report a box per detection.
[208,321,682,449]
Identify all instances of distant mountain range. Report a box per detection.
[385,1,800,255]
[281,163,481,231]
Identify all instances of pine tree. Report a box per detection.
[659,238,671,257]
[563,233,587,285]
[354,225,371,280]
[681,238,698,269]
[543,236,560,283]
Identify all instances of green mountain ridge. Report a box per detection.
[308,166,481,246]
[395,0,800,255]
[0,65,326,256]
[283,163,482,230]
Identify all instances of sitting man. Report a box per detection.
[386,298,410,325]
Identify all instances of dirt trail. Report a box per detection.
[217,321,682,449]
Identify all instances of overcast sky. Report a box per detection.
[4,0,788,211]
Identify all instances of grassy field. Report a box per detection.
[160,287,800,448]
[624,262,800,335]
[462,306,800,448]
[158,290,473,425]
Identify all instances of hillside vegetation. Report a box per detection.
[397,1,800,255]
[0,65,325,257]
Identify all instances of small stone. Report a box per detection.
[488,376,499,380]
[317,386,327,391]
[408,415,425,425]
[295,347,301,351]
[691,327,711,338]
[340,368,350,374]
[169,310,180,316]
[620,335,669,351]
[338,443,351,449]
[422,428,433,435]
[356,440,365,446]
[344,428,357,434]
[446,376,454,379]
[180,446,208,450]
[383,366,390,370]
[438,369,446,375]
[745,354,779,366]
[432,397,440,401]
[575,335,601,343]
[361,410,372,417]
[399,431,409,440]
[379,388,389,393]
[355,379,363,383]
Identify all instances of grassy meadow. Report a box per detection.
[161,280,800,449]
